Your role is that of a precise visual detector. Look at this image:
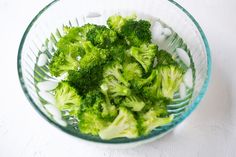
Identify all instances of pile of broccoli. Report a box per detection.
[48,15,185,140]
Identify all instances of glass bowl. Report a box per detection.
[17,0,211,146]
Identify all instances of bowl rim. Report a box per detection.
[17,0,212,144]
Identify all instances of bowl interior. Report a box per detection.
[18,0,211,144]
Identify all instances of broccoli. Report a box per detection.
[100,84,118,118]
[128,44,157,73]
[54,82,81,117]
[79,41,108,71]
[78,90,111,135]
[156,50,177,66]
[49,24,97,77]
[107,15,135,33]
[67,65,104,95]
[133,68,156,90]
[107,15,151,46]
[121,95,145,111]
[49,49,80,77]
[121,19,152,46]
[78,108,110,135]
[139,108,173,135]
[143,65,184,100]
[102,77,131,98]
[123,62,143,81]
[103,62,129,87]
[86,25,118,48]
[99,107,138,140]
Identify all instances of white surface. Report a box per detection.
[1,0,236,156]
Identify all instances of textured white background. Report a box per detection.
[1,0,236,156]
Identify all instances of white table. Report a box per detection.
[1,0,236,156]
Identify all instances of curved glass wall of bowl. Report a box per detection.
[18,0,209,144]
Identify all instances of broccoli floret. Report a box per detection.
[103,62,129,87]
[128,44,157,73]
[78,90,111,135]
[54,82,81,117]
[156,50,177,66]
[107,15,151,46]
[86,25,117,48]
[102,77,131,98]
[49,25,97,77]
[100,84,118,118]
[79,41,108,71]
[67,64,104,95]
[49,49,80,77]
[133,69,156,90]
[78,108,110,135]
[121,95,145,111]
[143,65,184,100]
[123,62,143,81]
[121,19,151,46]
[139,108,173,135]
[107,15,135,33]
[99,107,139,139]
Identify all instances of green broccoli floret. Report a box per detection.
[79,41,108,71]
[86,25,117,48]
[128,44,157,73]
[156,50,177,66]
[143,65,184,100]
[107,15,135,33]
[78,90,111,135]
[103,62,129,87]
[121,95,145,111]
[139,108,173,135]
[49,25,97,77]
[54,82,81,117]
[67,64,104,96]
[102,77,131,98]
[107,15,151,46]
[121,19,151,46]
[123,62,143,81]
[99,107,139,140]
[100,84,118,118]
[133,69,156,90]
[78,108,110,135]
[49,49,80,77]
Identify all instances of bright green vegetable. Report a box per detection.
[47,14,188,139]
[139,108,173,135]
[54,82,81,117]
[128,43,157,73]
[99,107,139,140]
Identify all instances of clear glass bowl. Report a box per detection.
[17,0,211,145]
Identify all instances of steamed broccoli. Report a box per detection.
[107,15,136,33]
[102,77,131,98]
[78,90,111,135]
[107,15,151,46]
[86,25,117,48]
[143,65,184,100]
[78,107,109,135]
[103,62,129,87]
[99,107,138,140]
[46,14,187,140]
[121,19,151,46]
[121,95,145,111]
[100,84,118,118]
[79,41,108,71]
[49,24,97,77]
[128,44,157,73]
[139,108,173,135]
[156,50,177,66]
[54,82,81,117]
[123,62,143,81]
